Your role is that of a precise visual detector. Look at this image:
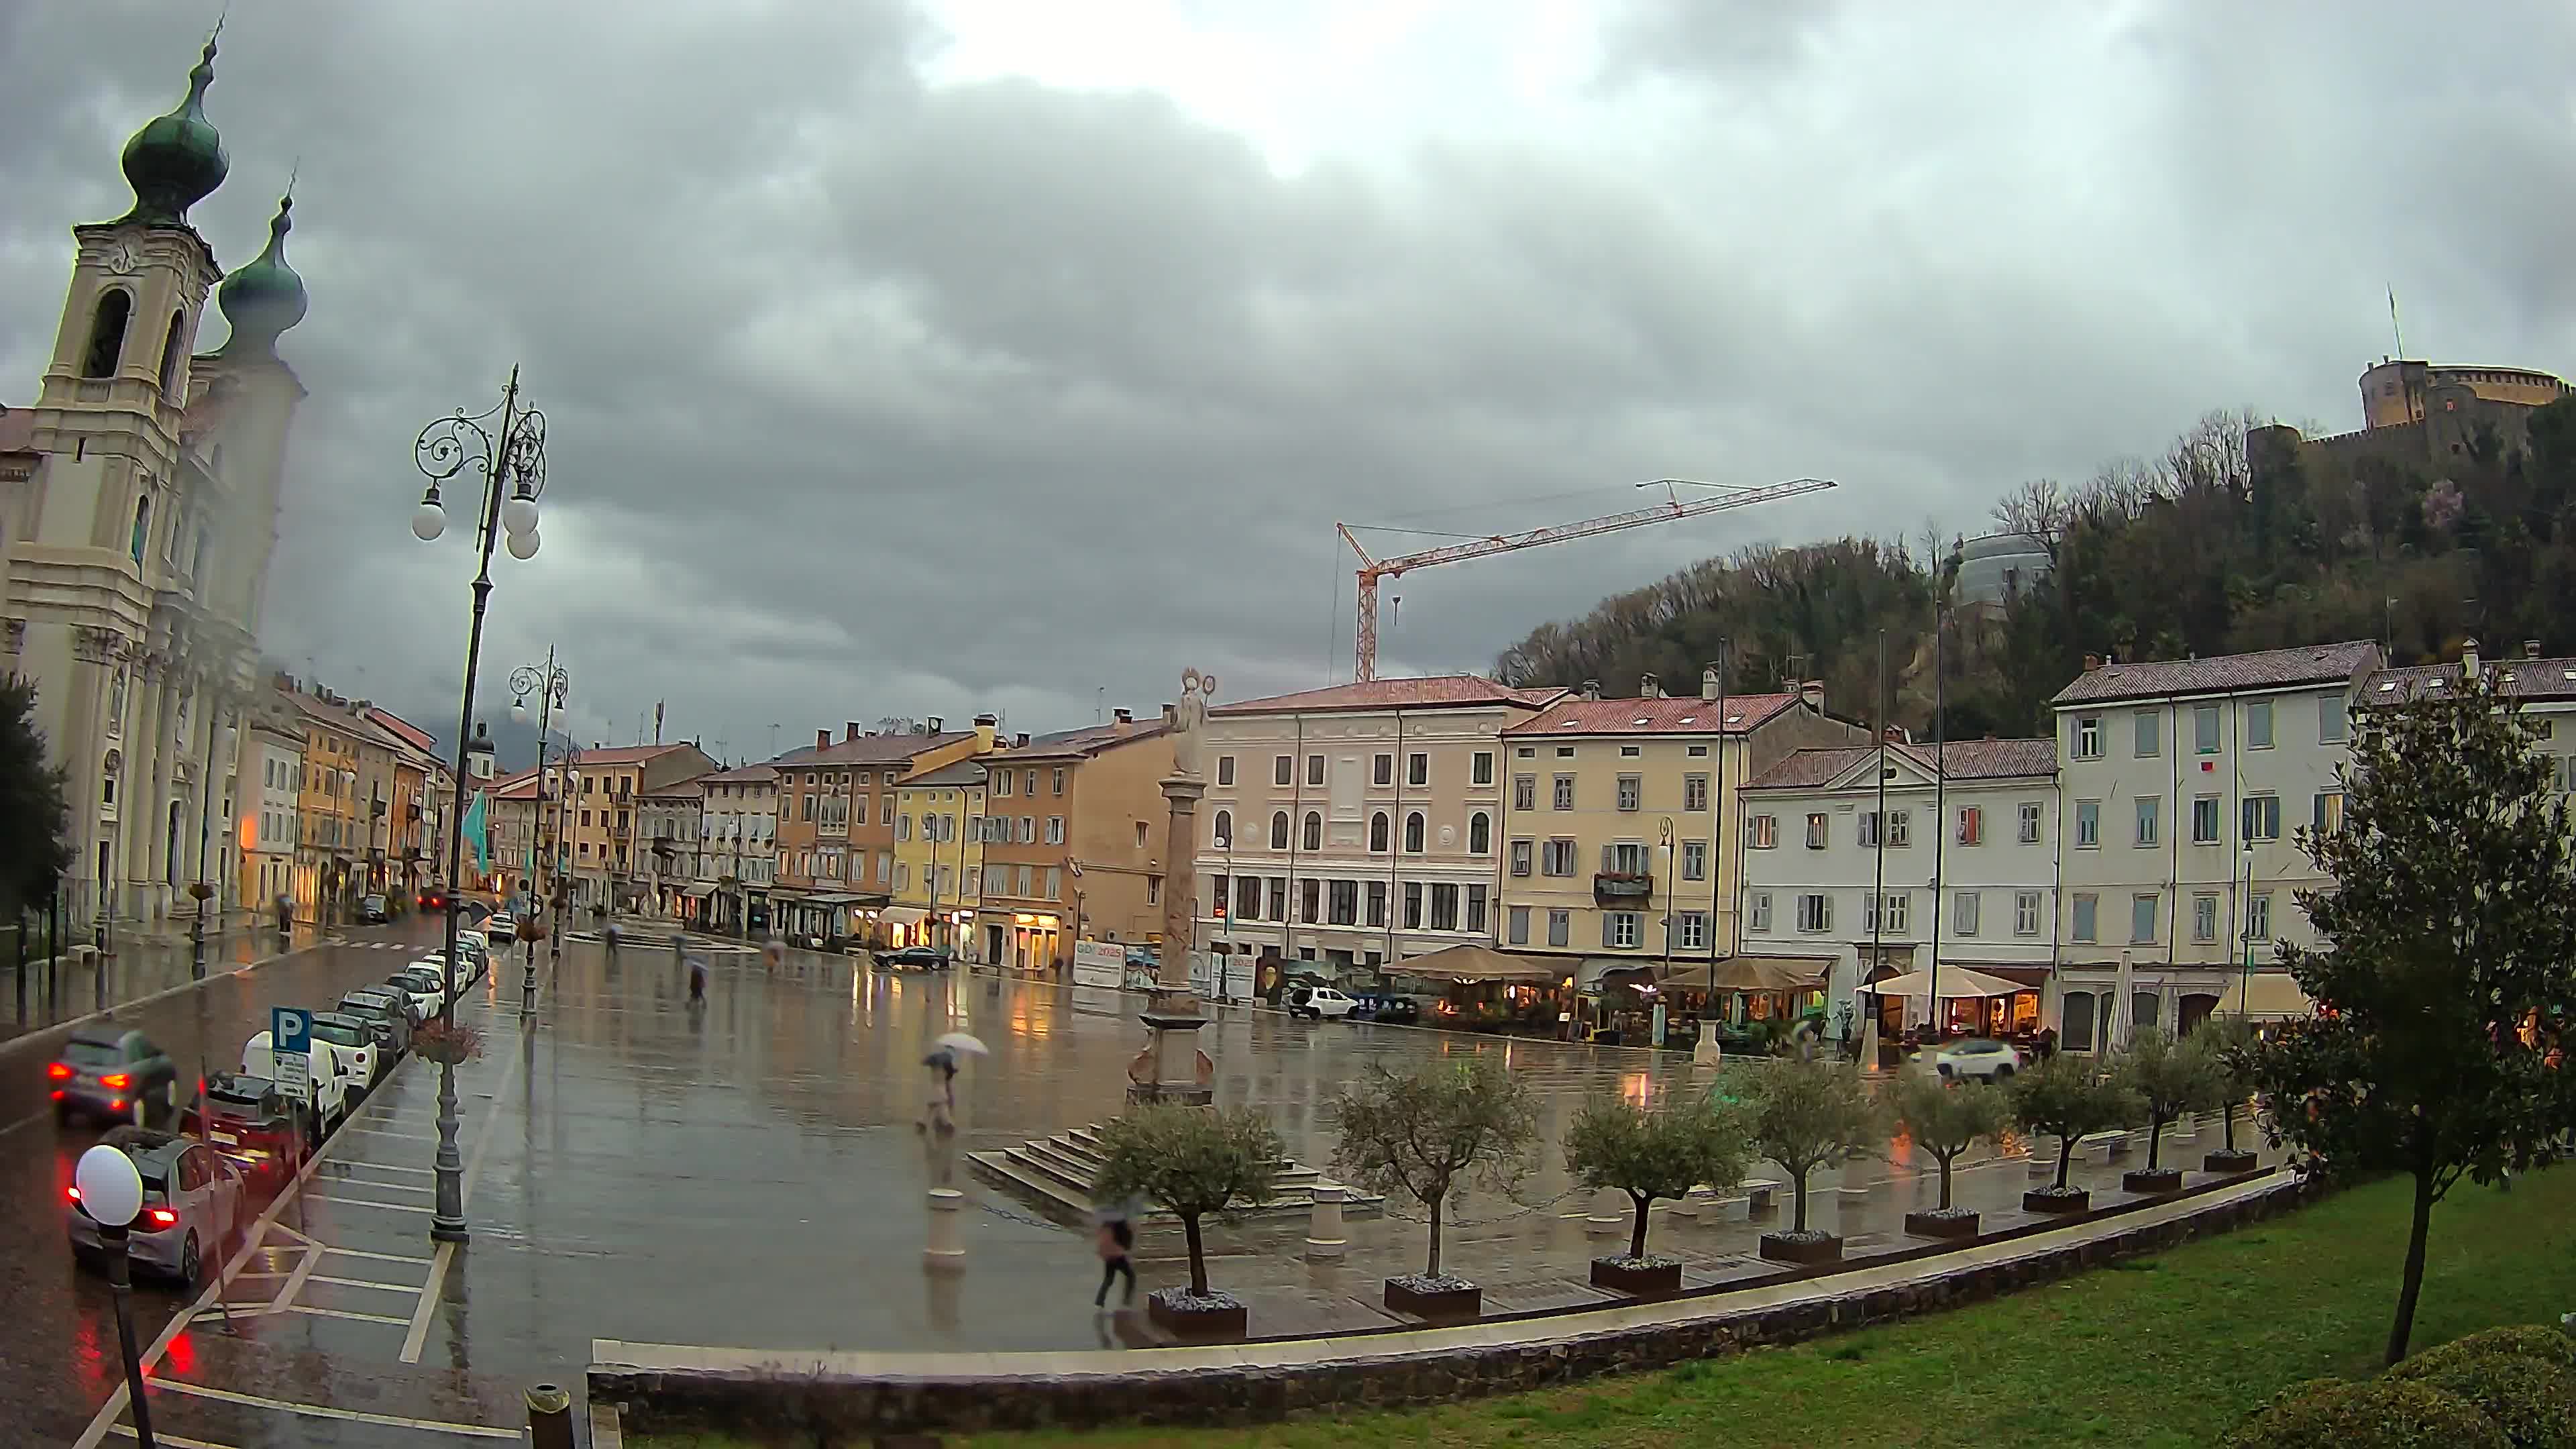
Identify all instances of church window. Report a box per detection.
[83,289,132,378]
[157,311,187,395]
[130,494,150,565]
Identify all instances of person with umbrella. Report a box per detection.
[919,1032,986,1185]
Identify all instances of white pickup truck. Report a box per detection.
[239,1029,360,1142]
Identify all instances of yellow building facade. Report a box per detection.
[893,757,988,953]
[1496,674,1866,972]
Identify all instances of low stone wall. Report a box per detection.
[596,1173,2318,1440]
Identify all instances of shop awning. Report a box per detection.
[1576,957,1660,991]
[1396,944,1563,983]
[2218,971,2312,1020]
[680,884,714,898]
[1699,955,1831,993]
[1862,965,2027,1000]
[878,906,929,927]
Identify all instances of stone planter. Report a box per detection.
[2122,1167,2184,1195]
[1383,1275,1482,1320]
[1145,1289,1246,1340]
[2023,1187,2090,1214]
[1903,1208,1981,1240]
[1589,1255,1683,1295]
[2203,1147,2259,1175]
[1757,1231,1843,1265]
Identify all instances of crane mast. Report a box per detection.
[1338,476,1837,682]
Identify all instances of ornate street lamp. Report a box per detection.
[411,368,547,1244]
[509,653,569,1014]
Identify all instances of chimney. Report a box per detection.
[1639,672,1661,699]
[1113,707,1134,726]
[2528,639,2544,661]
[1014,732,1030,749]
[2082,653,2102,672]
[924,716,943,734]
[845,721,861,743]
[1798,680,1825,712]
[816,728,831,751]
[1883,724,1908,745]
[2462,637,2481,679]
[972,712,998,751]
[1163,702,1178,728]
[1701,667,1721,701]
[1580,679,1602,701]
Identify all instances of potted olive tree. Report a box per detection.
[1886,1072,2010,1239]
[1728,1059,1883,1265]
[1092,1102,1283,1339]
[1564,1093,1750,1294]
[2009,1053,2139,1214]
[2190,1015,2263,1173]
[2114,1026,2222,1193]
[1332,1056,1538,1319]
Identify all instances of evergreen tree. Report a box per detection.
[0,679,72,920]
[2252,668,2576,1365]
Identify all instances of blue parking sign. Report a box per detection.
[274,1006,310,1054]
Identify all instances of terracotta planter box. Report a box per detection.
[2122,1167,2184,1195]
[1145,1289,1246,1340]
[1589,1256,1684,1295]
[2203,1148,2259,1175]
[1903,1209,1982,1240]
[1757,1232,1844,1265]
[1383,1277,1482,1320]
[2023,1187,2090,1215]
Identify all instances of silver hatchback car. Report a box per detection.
[67,1128,245,1290]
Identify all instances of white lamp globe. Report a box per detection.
[501,490,539,539]
[506,528,540,561]
[411,499,447,542]
[74,1143,144,1227]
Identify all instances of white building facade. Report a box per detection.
[2048,641,2379,1049]
[698,764,777,935]
[1739,738,2060,1037]
[1193,676,1563,976]
[240,709,301,913]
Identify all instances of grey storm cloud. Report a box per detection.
[3,0,2573,760]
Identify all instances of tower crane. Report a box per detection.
[1336,476,1837,682]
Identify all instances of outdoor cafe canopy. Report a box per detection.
[1860,965,2027,1000]
[1396,943,1562,983]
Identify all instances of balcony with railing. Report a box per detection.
[1593,871,1654,904]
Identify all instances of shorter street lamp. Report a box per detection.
[75,1144,158,1449]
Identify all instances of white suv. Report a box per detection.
[1287,985,1358,1021]
[1933,1038,2027,1081]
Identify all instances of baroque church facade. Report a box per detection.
[4,32,309,926]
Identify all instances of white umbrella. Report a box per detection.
[933,1031,989,1057]
[2110,951,2135,1051]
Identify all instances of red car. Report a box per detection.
[179,1073,309,1191]
[418,885,452,912]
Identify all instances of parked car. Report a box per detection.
[66,1128,246,1291]
[358,894,390,924]
[484,912,518,943]
[873,945,953,972]
[1933,1037,2027,1081]
[456,932,492,981]
[1285,985,1359,1020]
[338,989,416,1057]
[239,1031,353,1140]
[1352,994,1420,1025]
[180,1073,307,1193]
[386,967,447,1019]
[417,884,452,913]
[305,1012,383,1093]
[48,1026,180,1127]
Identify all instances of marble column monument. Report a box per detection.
[1129,667,1216,1106]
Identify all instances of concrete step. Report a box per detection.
[973,1122,1387,1225]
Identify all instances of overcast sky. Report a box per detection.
[5,1,2572,759]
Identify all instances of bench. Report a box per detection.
[2076,1131,2125,1165]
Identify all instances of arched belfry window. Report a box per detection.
[157,311,188,395]
[130,494,151,565]
[83,289,133,379]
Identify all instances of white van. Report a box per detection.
[239,1029,356,1140]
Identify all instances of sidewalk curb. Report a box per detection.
[0,937,307,1062]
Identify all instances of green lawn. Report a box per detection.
[637,1166,2576,1449]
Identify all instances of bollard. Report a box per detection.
[1836,1154,1872,1204]
[525,1383,576,1449]
[1304,1183,1348,1261]
[2030,1137,2061,1179]
[1583,1187,1625,1236]
[924,1187,967,1270]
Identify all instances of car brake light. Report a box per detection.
[145,1208,179,1230]
[47,1062,72,1080]
[109,1098,125,1112]
[66,1185,80,1203]
[99,1073,131,1090]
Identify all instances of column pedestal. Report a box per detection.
[1128,772,1214,1106]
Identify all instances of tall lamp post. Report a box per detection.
[410,368,548,1244]
[549,749,579,971]
[2235,843,2257,1016]
[76,1143,157,1448]
[510,654,569,1016]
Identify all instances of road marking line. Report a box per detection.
[284,1303,412,1326]
[0,1105,50,1138]
[323,1244,433,1265]
[307,1193,431,1213]
[141,1378,517,1438]
[109,1426,236,1449]
[309,1273,421,1293]
[400,1022,528,1364]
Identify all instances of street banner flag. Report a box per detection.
[463,790,489,874]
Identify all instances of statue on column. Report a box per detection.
[1171,667,1216,779]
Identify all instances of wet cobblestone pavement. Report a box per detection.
[0,928,2280,1444]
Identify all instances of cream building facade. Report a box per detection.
[1193,676,1564,973]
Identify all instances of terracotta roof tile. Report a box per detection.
[2367,656,2576,703]
[1505,693,1801,737]
[775,731,975,768]
[1212,676,1566,716]
[558,743,695,766]
[2051,641,2381,706]
[698,763,778,784]
[988,720,1171,761]
[1746,737,2055,791]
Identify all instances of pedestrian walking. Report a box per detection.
[1093,1210,1136,1309]
[686,951,708,1004]
[762,936,786,973]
